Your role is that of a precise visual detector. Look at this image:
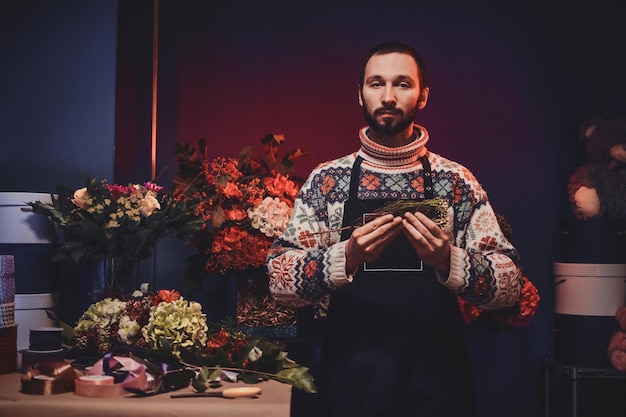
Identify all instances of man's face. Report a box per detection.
[359,52,428,137]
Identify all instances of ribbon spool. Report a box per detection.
[74,355,147,397]
[21,360,79,395]
[75,375,122,398]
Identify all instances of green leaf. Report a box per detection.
[260,133,284,147]
[207,367,223,381]
[276,366,317,393]
[130,354,165,377]
[178,347,203,366]
[239,371,262,384]
[191,367,209,393]
[197,366,209,383]
[161,369,195,391]
[45,310,75,346]
[143,348,181,366]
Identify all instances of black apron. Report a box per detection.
[315,156,478,417]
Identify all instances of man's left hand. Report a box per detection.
[402,211,451,274]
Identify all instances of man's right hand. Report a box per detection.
[344,214,403,275]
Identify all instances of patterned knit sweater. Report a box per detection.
[267,124,522,315]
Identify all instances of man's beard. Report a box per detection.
[363,104,418,135]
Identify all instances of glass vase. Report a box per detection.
[89,257,136,301]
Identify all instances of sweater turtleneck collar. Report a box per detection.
[357,124,429,166]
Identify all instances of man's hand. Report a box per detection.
[402,211,451,273]
[344,214,403,275]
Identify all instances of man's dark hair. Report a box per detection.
[358,41,428,89]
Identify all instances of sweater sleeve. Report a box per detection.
[267,161,353,308]
[438,179,523,310]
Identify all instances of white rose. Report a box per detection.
[247,346,263,362]
[71,187,89,210]
[140,195,161,217]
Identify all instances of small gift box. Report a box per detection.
[0,255,15,305]
[0,255,17,374]
[0,255,16,329]
[0,302,14,328]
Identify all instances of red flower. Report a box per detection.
[224,207,247,221]
[229,337,249,361]
[264,174,298,202]
[223,182,243,199]
[212,227,247,252]
[156,289,181,304]
[172,137,308,275]
[206,328,230,354]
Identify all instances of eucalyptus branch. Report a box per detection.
[312,197,449,235]
[178,360,283,381]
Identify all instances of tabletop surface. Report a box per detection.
[0,372,292,417]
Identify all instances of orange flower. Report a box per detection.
[171,137,308,274]
[224,207,247,221]
[206,327,230,353]
[223,227,247,247]
[221,159,242,179]
[264,174,298,202]
[156,289,181,304]
[223,182,243,199]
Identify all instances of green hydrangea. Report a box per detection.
[117,315,140,344]
[73,297,127,353]
[142,297,208,352]
[74,297,127,334]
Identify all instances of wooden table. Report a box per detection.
[0,372,291,417]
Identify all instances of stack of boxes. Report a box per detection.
[0,192,60,370]
[0,255,16,373]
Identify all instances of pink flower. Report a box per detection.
[144,182,163,193]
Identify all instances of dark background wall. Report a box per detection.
[2,1,626,416]
[0,0,117,191]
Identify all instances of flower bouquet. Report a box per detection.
[172,135,309,330]
[54,285,316,394]
[28,178,202,295]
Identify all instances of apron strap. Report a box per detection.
[348,156,363,200]
[420,154,434,200]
